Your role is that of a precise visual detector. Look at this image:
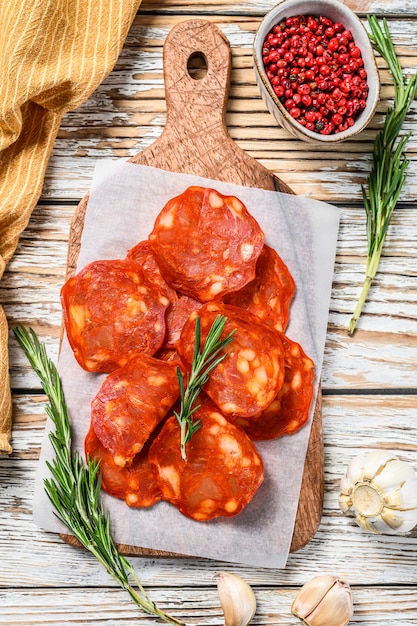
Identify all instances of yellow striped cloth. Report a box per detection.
[0,0,141,454]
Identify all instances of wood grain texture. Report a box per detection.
[62,18,323,556]
[2,5,417,624]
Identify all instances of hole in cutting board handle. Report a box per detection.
[187,51,208,80]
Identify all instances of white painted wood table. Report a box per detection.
[1,0,417,623]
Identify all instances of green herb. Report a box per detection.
[13,325,183,626]
[348,16,417,335]
[175,314,235,460]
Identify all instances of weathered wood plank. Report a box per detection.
[1,586,417,625]
[138,0,417,18]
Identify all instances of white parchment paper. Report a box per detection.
[34,161,341,568]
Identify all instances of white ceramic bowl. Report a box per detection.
[253,0,380,143]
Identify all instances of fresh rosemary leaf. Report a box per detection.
[348,16,417,335]
[174,314,236,460]
[13,325,183,626]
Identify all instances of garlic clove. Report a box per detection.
[339,450,417,535]
[292,575,353,626]
[216,572,256,626]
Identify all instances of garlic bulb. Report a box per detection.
[339,450,417,534]
[216,572,256,626]
[292,575,353,626]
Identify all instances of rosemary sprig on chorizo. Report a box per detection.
[13,325,183,626]
[175,314,235,460]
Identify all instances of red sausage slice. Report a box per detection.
[126,240,177,302]
[91,354,180,467]
[61,259,169,372]
[85,422,161,508]
[164,294,203,349]
[232,334,315,440]
[149,397,264,521]
[148,186,264,302]
[177,302,285,417]
[224,244,296,332]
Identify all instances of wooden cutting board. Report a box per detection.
[65,18,324,555]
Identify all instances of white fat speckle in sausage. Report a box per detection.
[160,465,180,497]
[240,242,255,262]
[69,305,86,330]
[236,354,250,375]
[158,208,175,229]
[246,378,262,397]
[159,295,170,307]
[254,365,268,385]
[125,493,139,505]
[113,454,126,468]
[207,281,224,297]
[148,374,168,387]
[207,303,221,313]
[291,370,302,390]
[209,191,224,209]
[239,348,256,361]
[209,411,228,427]
[219,401,240,414]
[219,434,242,459]
[224,499,239,513]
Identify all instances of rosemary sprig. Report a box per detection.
[174,315,235,460]
[13,325,183,626]
[348,16,417,335]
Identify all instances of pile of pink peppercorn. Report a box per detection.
[262,14,369,135]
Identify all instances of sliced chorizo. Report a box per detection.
[91,354,180,467]
[149,397,264,521]
[224,244,296,332]
[148,186,264,302]
[61,259,169,372]
[232,334,314,440]
[126,239,177,302]
[85,422,161,507]
[177,302,285,417]
[164,294,203,349]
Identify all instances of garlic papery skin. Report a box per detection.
[216,572,256,626]
[291,575,353,626]
[339,450,417,534]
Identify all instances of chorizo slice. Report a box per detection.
[148,186,264,302]
[126,240,203,349]
[91,354,180,467]
[233,334,314,440]
[149,397,264,521]
[177,302,285,417]
[224,244,296,332]
[61,259,169,372]
[164,294,203,349]
[126,240,177,302]
[85,422,161,508]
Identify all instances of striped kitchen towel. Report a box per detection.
[0,0,141,454]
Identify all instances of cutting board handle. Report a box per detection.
[144,18,284,189]
[162,19,231,138]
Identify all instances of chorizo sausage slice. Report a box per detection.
[148,186,264,302]
[177,302,285,417]
[126,240,177,302]
[224,244,296,332]
[85,422,161,508]
[164,294,203,349]
[149,397,264,521]
[232,334,314,440]
[61,259,169,372]
[91,354,180,467]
